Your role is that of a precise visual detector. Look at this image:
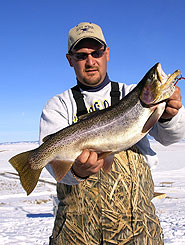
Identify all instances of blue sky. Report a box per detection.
[1,0,185,143]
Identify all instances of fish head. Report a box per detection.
[140,63,181,105]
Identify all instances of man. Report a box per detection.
[40,22,185,244]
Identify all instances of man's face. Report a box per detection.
[66,39,110,87]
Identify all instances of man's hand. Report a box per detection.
[160,86,182,120]
[72,149,114,178]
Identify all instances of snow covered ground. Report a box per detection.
[0,141,185,244]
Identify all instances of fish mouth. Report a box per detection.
[140,63,181,105]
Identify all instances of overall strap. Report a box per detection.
[110,81,121,106]
[71,81,120,120]
[71,85,88,118]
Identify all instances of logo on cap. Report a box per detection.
[76,25,94,35]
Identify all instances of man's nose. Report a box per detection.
[85,54,96,66]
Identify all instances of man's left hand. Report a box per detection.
[160,86,182,120]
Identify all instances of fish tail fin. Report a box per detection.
[9,150,42,195]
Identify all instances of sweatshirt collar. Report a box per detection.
[77,74,110,92]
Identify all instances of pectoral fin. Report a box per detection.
[50,160,74,182]
[97,151,114,173]
[142,102,166,133]
[102,154,114,173]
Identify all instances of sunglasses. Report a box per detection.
[69,46,106,61]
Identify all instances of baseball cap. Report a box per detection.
[68,22,106,52]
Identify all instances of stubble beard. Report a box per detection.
[82,72,103,87]
[82,77,101,86]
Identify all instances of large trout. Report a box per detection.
[9,63,181,195]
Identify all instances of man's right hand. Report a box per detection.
[72,149,112,178]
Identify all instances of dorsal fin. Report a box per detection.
[78,112,90,121]
[42,133,54,142]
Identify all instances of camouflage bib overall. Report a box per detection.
[49,146,164,244]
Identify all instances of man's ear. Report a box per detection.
[66,54,74,67]
[105,47,110,62]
